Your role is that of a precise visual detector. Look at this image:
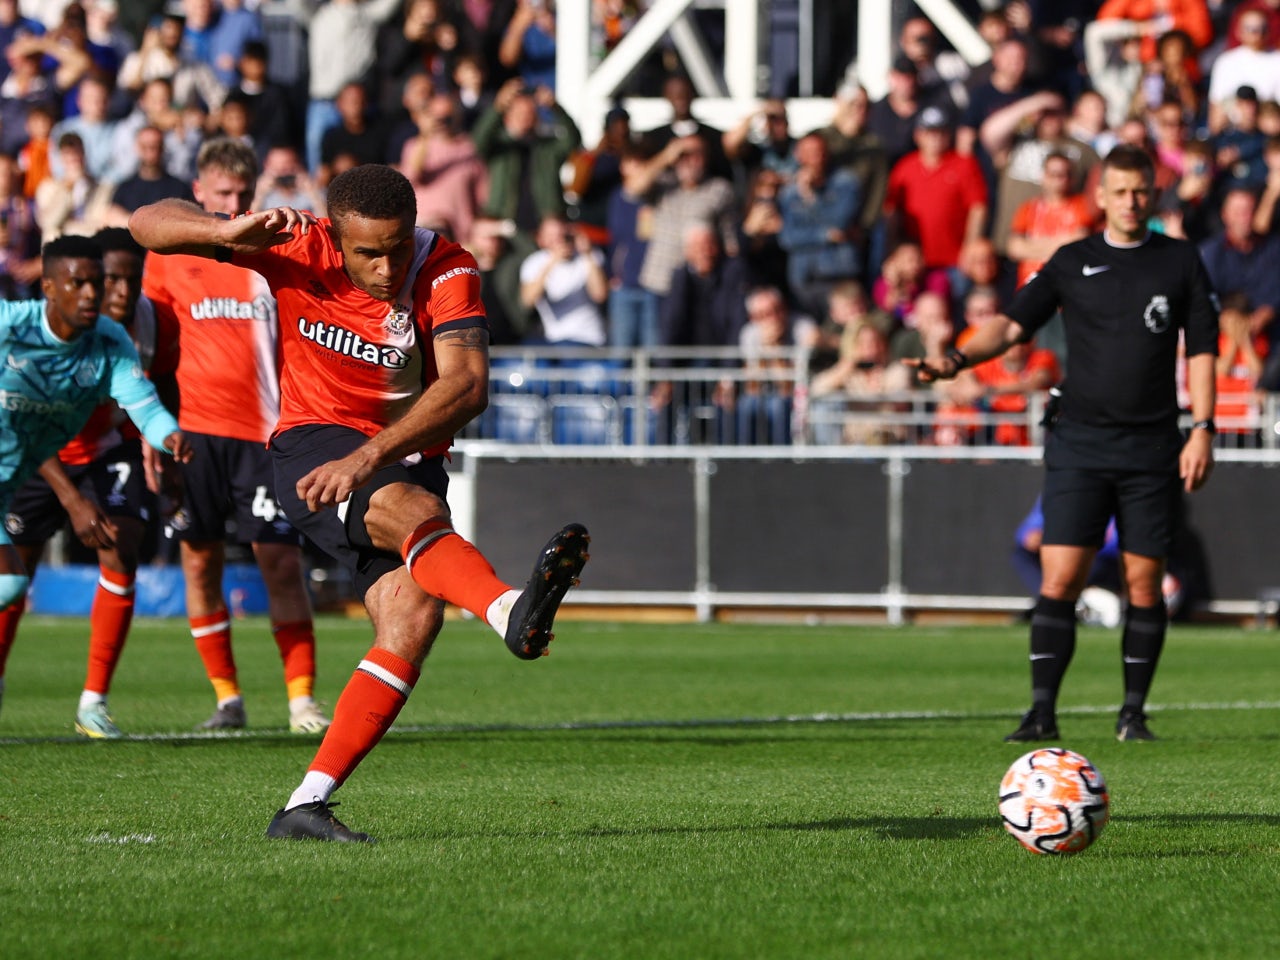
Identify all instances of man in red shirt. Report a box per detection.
[884,106,988,273]
[130,164,589,842]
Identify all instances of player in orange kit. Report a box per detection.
[142,139,328,734]
[130,163,589,841]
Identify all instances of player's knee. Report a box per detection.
[0,573,30,608]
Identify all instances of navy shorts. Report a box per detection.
[5,440,151,545]
[1041,466,1181,559]
[168,431,301,546]
[270,424,450,598]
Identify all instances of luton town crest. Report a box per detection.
[385,304,412,337]
[1143,294,1170,333]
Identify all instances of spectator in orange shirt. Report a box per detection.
[1006,152,1093,288]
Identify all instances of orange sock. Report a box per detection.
[400,520,511,619]
[309,647,419,786]
[273,619,316,700]
[0,596,26,677]
[190,609,239,700]
[84,568,135,695]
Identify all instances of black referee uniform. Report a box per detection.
[1002,230,1219,740]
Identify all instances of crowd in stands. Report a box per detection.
[4,0,1280,446]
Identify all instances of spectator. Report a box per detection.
[952,236,1016,320]
[232,40,294,156]
[1213,86,1268,190]
[736,286,816,445]
[0,41,58,156]
[630,134,738,302]
[399,91,487,240]
[318,82,389,187]
[1198,186,1280,375]
[867,56,924,167]
[451,52,491,132]
[873,239,950,328]
[884,107,988,276]
[254,143,326,215]
[1226,0,1280,52]
[1066,89,1118,158]
[981,94,1099,253]
[466,215,536,346]
[518,215,608,347]
[1095,0,1212,72]
[0,152,40,298]
[817,82,889,264]
[1006,151,1093,289]
[165,92,210,185]
[565,104,633,242]
[16,103,56,196]
[34,131,112,239]
[1083,18,1145,128]
[777,131,862,318]
[378,0,462,111]
[897,15,970,112]
[473,78,581,239]
[1210,9,1280,109]
[1129,29,1202,124]
[641,73,732,183]
[304,0,401,175]
[722,97,796,183]
[605,146,657,348]
[1252,134,1280,233]
[888,289,955,367]
[959,37,1043,160]
[652,223,749,443]
[809,320,911,445]
[117,10,225,121]
[942,335,1062,446]
[85,0,133,71]
[0,0,44,86]
[498,0,556,93]
[108,77,181,185]
[737,166,788,301]
[202,0,263,89]
[48,74,116,183]
[1214,290,1268,427]
[1157,137,1219,241]
[809,278,893,373]
[102,125,194,224]
[384,71,435,164]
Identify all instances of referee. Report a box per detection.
[911,144,1218,742]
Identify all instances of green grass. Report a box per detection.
[1,616,1278,959]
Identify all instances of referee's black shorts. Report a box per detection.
[1041,466,1180,559]
[271,424,451,599]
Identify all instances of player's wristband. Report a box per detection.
[946,347,969,372]
[1191,419,1217,435]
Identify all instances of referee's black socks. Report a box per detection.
[1121,602,1167,712]
[1029,595,1077,716]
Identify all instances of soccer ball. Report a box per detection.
[999,748,1110,855]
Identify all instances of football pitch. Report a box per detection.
[1,615,1277,959]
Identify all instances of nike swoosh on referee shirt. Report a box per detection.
[1082,264,1111,276]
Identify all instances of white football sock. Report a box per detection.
[287,771,338,810]
[79,690,106,710]
[485,589,521,637]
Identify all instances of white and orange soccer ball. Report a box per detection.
[999,748,1110,855]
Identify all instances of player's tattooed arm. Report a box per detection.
[434,327,490,352]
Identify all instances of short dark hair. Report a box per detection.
[1101,143,1155,181]
[326,163,416,226]
[93,227,144,259]
[42,234,101,272]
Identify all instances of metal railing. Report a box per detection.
[464,346,1280,450]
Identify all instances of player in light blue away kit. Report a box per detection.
[0,236,193,715]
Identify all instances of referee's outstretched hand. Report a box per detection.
[902,354,958,383]
[1180,430,1214,492]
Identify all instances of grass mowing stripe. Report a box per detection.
[2,617,1277,960]
[3,697,1280,746]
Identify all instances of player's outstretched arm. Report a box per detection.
[129,199,315,258]
[295,327,491,512]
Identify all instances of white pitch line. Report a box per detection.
[1,700,1277,746]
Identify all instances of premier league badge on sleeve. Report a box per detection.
[385,304,412,337]
[1143,295,1171,334]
